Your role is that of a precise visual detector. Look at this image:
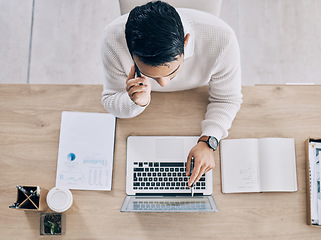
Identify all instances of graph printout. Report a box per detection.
[56,111,116,190]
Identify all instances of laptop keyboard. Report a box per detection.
[133,200,208,211]
[133,162,206,191]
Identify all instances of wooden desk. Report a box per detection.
[1,84,321,239]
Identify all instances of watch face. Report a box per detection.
[208,137,218,150]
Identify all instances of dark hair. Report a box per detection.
[125,1,185,67]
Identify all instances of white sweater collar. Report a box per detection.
[181,14,194,60]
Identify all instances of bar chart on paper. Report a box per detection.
[56,111,116,191]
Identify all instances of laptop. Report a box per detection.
[120,136,218,212]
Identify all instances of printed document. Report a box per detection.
[56,111,116,190]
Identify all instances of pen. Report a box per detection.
[16,185,35,197]
[9,202,20,209]
[16,185,30,196]
[30,190,36,197]
[190,157,195,197]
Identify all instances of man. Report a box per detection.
[101,1,242,188]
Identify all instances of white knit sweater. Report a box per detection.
[101,9,243,141]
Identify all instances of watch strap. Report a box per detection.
[197,136,209,143]
[198,136,218,151]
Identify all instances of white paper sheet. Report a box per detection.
[220,139,260,193]
[55,111,116,190]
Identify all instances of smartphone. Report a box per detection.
[135,64,141,78]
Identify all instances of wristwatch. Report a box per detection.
[197,136,219,151]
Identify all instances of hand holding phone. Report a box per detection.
[126,65,151,106]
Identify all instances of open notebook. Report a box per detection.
[220,138,297,193]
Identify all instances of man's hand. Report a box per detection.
[126,65,151,106]
[186,141,215,187]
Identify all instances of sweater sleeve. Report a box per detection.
[100,32,149,118]
[201,31,243,141]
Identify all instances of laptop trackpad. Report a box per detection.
[155,138,184,159]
